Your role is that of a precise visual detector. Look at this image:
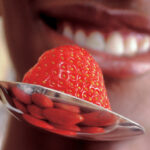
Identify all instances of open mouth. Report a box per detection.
[36,2,150,78]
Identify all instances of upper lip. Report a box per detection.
[35,0,150,34]
[35,0,150,78]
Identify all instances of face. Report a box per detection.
[1,0,150,149]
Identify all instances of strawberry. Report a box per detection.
[48,128,77,136]
[27,104,45,119]
[23,114,54,130]
[54,102,80,113]
[13,98,28,113]
[31,93,53,108]
[12,87,31,104]
[43,108,84,125]
[53,124,81,132]
[81,111,116,126]
[80,127,104,133]
[23,45,111,109]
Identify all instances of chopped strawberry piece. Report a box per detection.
[27,104,45,119]
[54,124,80,132]
[48,128,77,136]
[13,98,27,113]
[80,127,104,133]
[11,87,31,104]
[23,114,54,130]
[31,93,53,108]
[82,111,117,127]
[54,102,80,113]
[43,108,84,125]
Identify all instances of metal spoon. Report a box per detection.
[0,81,145,141]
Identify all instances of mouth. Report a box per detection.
[36,2,150,78]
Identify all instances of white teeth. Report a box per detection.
[139,36,150,53]
[124,35,138,56]
[62,24,150,56]
[74,30,86,46]
[105,32,124,56]
[86,31,105,51]
[63,25,73,40]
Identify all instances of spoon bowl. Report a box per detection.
[0,81,145,141]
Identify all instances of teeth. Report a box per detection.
[62,24,150,56]
[105,32,124,56]
[63,25,73,40]
[139,36,150,53]
[86,32,105,51]
[124,35,138,56]
[74,30,86,46]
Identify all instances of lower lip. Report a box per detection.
[42,23,150,79]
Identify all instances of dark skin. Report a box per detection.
[1,0,150,149]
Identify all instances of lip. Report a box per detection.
[35,0,150,78]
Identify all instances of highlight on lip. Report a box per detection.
[62,23,150,57]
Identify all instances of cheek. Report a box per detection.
[105,73,150,117]
[84,72,150,150]
[104,73,150,148]
[106,75,150,124]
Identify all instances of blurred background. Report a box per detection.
[0,17,16,149]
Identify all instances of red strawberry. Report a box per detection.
[54,102,80,113]
[13,98,28,113]
[48,128,77,136]
[80,127,104,133]
[23,114,54,130]
[27,104,45,119]
[11,87,31,104]
[31,93,53,108]
[23,45,111,109]
[82,111,116,126]
[43,108,84,125]
[54,124,81,132]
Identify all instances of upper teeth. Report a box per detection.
[124,35,138,56]
[86,31,105,51]
[105,32,124,56]
[74,30,86,46]
[139,36,150,53]
[62,24,150,56]
[63,25,73,40]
